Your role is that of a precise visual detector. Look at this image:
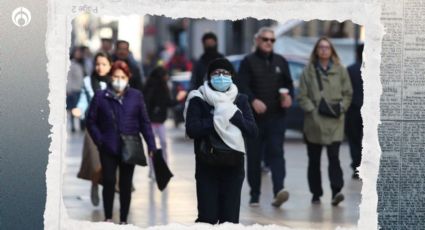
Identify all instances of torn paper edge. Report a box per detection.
[44,0,384,229]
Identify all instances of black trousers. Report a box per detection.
[345,106,363,170]
[247,116,286,199]
[99,152,135,222]
[306,141,344,197]
[195,157,245,224]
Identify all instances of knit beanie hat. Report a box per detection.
[206,58,235,80]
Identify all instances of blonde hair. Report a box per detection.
[309,36,341,65]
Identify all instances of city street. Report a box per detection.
[63,121,362,229]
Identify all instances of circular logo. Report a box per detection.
[12,7,31,27]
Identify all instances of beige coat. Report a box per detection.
[77,130,101,182]
[297,63,353,145]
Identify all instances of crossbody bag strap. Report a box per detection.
[315,67,340,116]
[314,67,324,93]
[107,98,120,133]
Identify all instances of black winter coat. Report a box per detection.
[236,50,294,120]
[185,93,258,155]
[144,87,178,123]
[347,61,363,109]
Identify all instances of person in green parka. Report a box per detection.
[297,37,353,206]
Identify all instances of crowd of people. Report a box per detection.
[66,27,364,225]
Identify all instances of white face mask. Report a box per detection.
[112,79,128,92]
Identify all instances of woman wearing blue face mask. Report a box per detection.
[184,58,258,224]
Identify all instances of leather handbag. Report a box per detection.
[109,102,147,166]
[314,67,342,118]
[121,134,147,166]
[199,132,244,167]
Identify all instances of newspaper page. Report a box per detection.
[378,0,425,228]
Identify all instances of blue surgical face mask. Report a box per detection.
[210,74,232,92]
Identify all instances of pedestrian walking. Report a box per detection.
[345,44,364,180]
[236,27,294,208]
[75,51,112,207]
[143,66,187,179]
[87,60,156,224]
[297,37,353,206]
[99,38,113,54]
[81,45,94,79]
[184,58,257,224]
[142,51,161,78]
[113,40,144,92]
[67,47,85,133]
[189,32,224,90]
[165,47,192,75]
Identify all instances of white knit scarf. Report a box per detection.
[184,81,246,153]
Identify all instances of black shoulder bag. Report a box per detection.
[109,101,147,166]
[198,95,244,167]
[315,67,342,118]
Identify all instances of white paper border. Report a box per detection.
[45,0,384,229]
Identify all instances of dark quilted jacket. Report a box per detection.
[87,87,156,156]
[236,49,294,120]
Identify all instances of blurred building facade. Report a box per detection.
[71,14,362,64]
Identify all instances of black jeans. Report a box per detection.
[306,141,344,197]
[345,106,363,171]
[99,152,135,222]
[195,156,245,224]
[247,116,286,199]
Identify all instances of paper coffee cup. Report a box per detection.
[279,88,289,103]
[279,88,289,95]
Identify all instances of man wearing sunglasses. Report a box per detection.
[236,27,294,208]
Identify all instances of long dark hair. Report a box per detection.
[144,66,170,97]
[91,51,113,91]
[91,52,113,77]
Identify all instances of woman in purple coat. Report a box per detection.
[87,60,156,224]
